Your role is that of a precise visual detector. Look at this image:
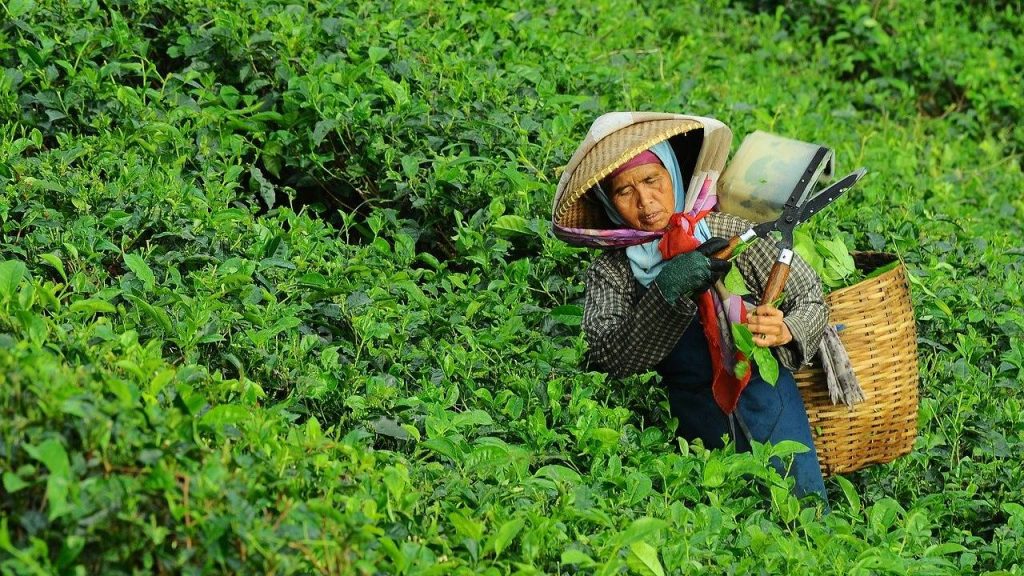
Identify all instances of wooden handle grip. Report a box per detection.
[760,262,791,306]
[712,235,743,260]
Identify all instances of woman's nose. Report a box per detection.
[637,185,659,205]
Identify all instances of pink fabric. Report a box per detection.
[551,225,662,248]
[604,150,663,183]
[690,175,717,214]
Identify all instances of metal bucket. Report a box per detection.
[718,131,835,224]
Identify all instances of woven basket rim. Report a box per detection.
[827,251,905,299]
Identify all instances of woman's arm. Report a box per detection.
[582,253,698,378]
[708,212,828,371]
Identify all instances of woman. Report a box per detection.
[551,112,829,502]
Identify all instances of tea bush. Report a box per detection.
[2,0,1023,573]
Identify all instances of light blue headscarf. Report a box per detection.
[594,140,711,286]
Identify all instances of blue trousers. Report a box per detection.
[657,320,828,503]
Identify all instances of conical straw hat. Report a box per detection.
[552,112,732,248]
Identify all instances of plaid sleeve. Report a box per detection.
[582,251,698,378]
[708,212,828,371]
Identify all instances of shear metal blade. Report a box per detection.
[751,218,778,239]
[797,168,867,225]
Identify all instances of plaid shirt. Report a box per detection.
[583,211,827,378]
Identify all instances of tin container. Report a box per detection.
[718,131,834,224]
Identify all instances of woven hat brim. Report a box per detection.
[553,118,703,229]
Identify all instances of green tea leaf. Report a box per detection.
[625,471,653,505]
[835,474,861,515]
[422,437,461,460]
[492,517,524,558]
[753,346,779,385]
[534,465,582,485]
[248,316,302,346]
[793,228,824,272]
[2,472,29,493]
[561,549,596,566]
[250,165,276,208]
[868,498,905,533]
[297,272,327,288]
[6,0,35,18]
[124,253,155,290]
[368,46,388,63]
[551,304,583,326]
[609,517,667,549]
[769,440,810,459]
[311,119,338,147]
[731,322,755,354]
[39,253,67,281]
[46,477,71,521]
[452,409,493,429]
[861,260,900,281]
[723,266,750,296]
[734,359,750,379]
[199,404,249,429]
[1002,502,1024,518]
[703,458,726,488]
[449,510,484,541]
[0,259,27,300]
[69,298,116,315]
[728,239,753,261]
[493,215,534,236]
[591,427,620,446]
[400,155,420,179]
[24,439,72,519]
[219,85,241,109]
[372,417,410,440]
[816,236,856,283]
[627,541,665,576]
[923,543,967,557]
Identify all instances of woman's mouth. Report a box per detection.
[639,212,662,226]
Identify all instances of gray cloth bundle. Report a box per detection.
[818,324,864,407]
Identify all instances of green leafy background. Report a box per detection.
[2,0,1023,574]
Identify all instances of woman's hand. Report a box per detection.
[745,304,793,348]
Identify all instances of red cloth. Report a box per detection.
[699,290,751,414]
[659,210,710,260]
[660,210,751,414]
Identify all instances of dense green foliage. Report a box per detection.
[2,0,1023,573]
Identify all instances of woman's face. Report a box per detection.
[608,163,675,231]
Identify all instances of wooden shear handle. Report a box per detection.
[708,230,791,306]
[711,235,743,260]
[760,260,791,306]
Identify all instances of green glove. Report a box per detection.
[655,238,734,304]
[655,251,711,304]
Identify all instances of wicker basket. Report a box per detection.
[793,252,920,476]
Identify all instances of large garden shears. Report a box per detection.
[714,165,868,306]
